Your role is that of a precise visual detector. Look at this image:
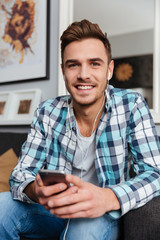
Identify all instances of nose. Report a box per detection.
[78,64,90,80]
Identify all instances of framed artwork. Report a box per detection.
[110,54,153,108]
[0,92,10,118]
[0,0,50,84]
[110,54,153,89]
[0,89,42,125]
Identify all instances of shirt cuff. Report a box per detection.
[107,210,121,219]
[12,178,36,203]
[109,184,136,217]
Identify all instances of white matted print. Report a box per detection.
[0,89,41,125]
[0,92,10,118]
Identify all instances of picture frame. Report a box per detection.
[109,54,153,108]
[0,89,42,125]
[0,0,50,84]
[0,92,10,118]
[110,54,153,89]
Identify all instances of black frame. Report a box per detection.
[110,54,153,89]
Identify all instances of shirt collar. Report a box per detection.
[65,85,114,132]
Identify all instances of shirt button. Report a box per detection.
[67,162,71,167]
[71,141,76,146]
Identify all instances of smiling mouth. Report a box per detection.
[76,85,94,90]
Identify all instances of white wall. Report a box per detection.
[109,29,153,58]
[73,0,154,37]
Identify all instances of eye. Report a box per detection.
[69,63,77,67]
[67,63,79,68]
[91,62,100,67]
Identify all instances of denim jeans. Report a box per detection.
[0,192,119,240]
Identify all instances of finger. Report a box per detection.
[66,174,83,188]
[48,186,78,209]
[51,188,90,209]
[41,183,68,198]
[36,174,44,187]
[53,185,78,199]
[53,200,92,217]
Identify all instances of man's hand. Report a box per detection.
[47,174,121,219]
[24,173,78,209]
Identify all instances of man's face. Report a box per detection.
[62,38,113,108]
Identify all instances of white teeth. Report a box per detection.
[77,86,93,89]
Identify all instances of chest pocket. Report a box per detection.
[103,138,124,168]
[96,131,126,185]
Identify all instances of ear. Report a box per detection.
[60,64,66,81]
[61,64,64,76]
[107,60,114,80]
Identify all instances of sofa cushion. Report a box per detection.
[0,148,18,192]
[0,132,27,156]
[122,196,160,240]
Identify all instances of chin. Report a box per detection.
[73,98,96,106]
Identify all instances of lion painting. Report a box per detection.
[2,0,35,64]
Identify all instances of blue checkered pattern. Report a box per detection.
[9,85,160,218]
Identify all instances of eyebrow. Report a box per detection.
[89,58,104,63]
[64,58,104,67]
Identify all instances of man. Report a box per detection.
[0,19,160,240]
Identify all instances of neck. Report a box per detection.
[73,96,105,137]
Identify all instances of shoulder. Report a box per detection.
[38,95,69,113]
[108,85,144,105]
[106,85,149,117]
[34,95,71,122]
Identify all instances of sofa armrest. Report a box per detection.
[122,196,160,240]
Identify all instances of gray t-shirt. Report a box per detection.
[72,123,99,186]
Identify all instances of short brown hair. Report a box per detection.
[60,19,112,66]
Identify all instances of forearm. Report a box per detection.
[110,169,160,216]
[24,181,38,202]
[104,188,120,211]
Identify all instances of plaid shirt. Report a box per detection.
[9,85,160,219]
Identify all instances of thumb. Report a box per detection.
[36,173,44,187]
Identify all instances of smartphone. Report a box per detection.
[38,169,69,187]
